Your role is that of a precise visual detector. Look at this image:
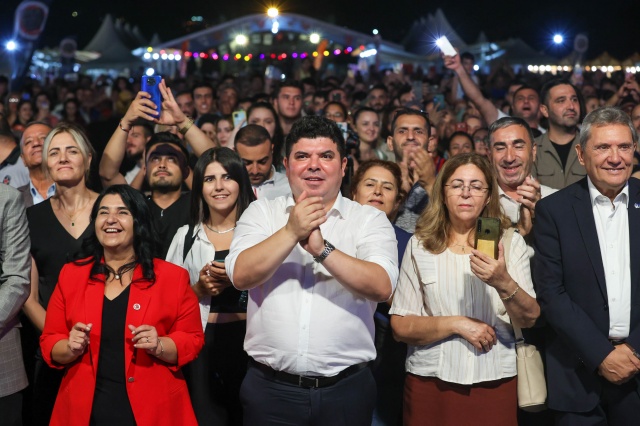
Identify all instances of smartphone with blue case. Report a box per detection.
[141,75,162,117]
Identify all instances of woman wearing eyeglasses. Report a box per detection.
[390,153,540,426]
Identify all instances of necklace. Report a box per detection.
[205,222,236,234]
[57,197,91,227]
[451,243,471,253]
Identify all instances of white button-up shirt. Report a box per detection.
[253,167,291,200]
[588,178,631,339]
[226,193,398,376]
[166,223,218,331]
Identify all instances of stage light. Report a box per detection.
[267,8,278,18]
[235,34,248,46]
[310,33,320,44]
[553,34,563,44]
[145,68,155,76]
[5,40,17,51]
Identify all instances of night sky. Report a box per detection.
[2,0,639,60]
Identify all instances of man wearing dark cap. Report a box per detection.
[144,133,191,258]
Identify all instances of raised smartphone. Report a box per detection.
[232,110,246,129]
[475,217,500,259]
[141,75,162,117]
[436,36,457,57]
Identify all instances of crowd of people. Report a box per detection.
[0,49,639,426]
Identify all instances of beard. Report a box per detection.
[149,177,182,193]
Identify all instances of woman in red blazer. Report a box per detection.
[40,185,204,426]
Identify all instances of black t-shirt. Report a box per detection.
[146,192,191,258]
[551,140,573,171]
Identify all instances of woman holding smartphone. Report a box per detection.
[389,153,539,425]
[166,147,255,426]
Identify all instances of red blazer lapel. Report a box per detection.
[85,274,105,376]
[124,266,154,371]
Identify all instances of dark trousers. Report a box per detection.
[372,313,406,426]
[31,349,64,426]
[241,362,376,426]
[552,379,640,426]
[183,320,248,426]
[0,391,23,426]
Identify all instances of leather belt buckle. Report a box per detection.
[298,375,320,388]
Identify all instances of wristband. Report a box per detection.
[119,120,130,133]
[178,118,194,136]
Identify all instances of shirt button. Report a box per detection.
[128,377,134,383]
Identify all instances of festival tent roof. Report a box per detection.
[82,14,144,70]
[586,51,621,67]
[622,52,640,67]
[155,13,431,65]
[402,8,468,56]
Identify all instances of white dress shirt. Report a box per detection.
[588,178,631,339]
[253,167,291,200]
[390,232,535,385]
[226,193,398,376]
[166,223,218,331]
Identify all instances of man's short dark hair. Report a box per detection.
[461,52,475,62]
[175,90,193,99]
[313,91,328,102]
[390,108,431,138]
[235,124,272,147]
[192,82,214,97]
[368,83,388,94]
[285,116,346,159]
[512,85,539,100]
[540,78,586,122]
[0,116,15,140]
[488,116,536,148]
[273,80,303,98]
[130,119,154,139]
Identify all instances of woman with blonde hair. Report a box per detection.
[22,122,99,425]
[390,153,540,426]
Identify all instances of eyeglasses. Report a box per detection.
[325,112,345,119]
[444,182,489,196]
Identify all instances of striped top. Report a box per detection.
[389,232,535,385]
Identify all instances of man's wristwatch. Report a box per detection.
[313,240,335,263]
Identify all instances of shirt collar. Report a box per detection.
[587,176,629,208]
[253,166,278,188]
[285,191,346,218]
[29,180,56,198]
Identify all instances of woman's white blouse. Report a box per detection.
[166,223,216,331]
[389,232,535,385]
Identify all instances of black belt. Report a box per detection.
[609,339,626,346]
[249,359,368,388]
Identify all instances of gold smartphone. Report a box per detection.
[474,217,500,259]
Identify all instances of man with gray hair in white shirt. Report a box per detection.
[226,115,398,425]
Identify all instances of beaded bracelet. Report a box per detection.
[501,285,520,302]
[157,337,165,357]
